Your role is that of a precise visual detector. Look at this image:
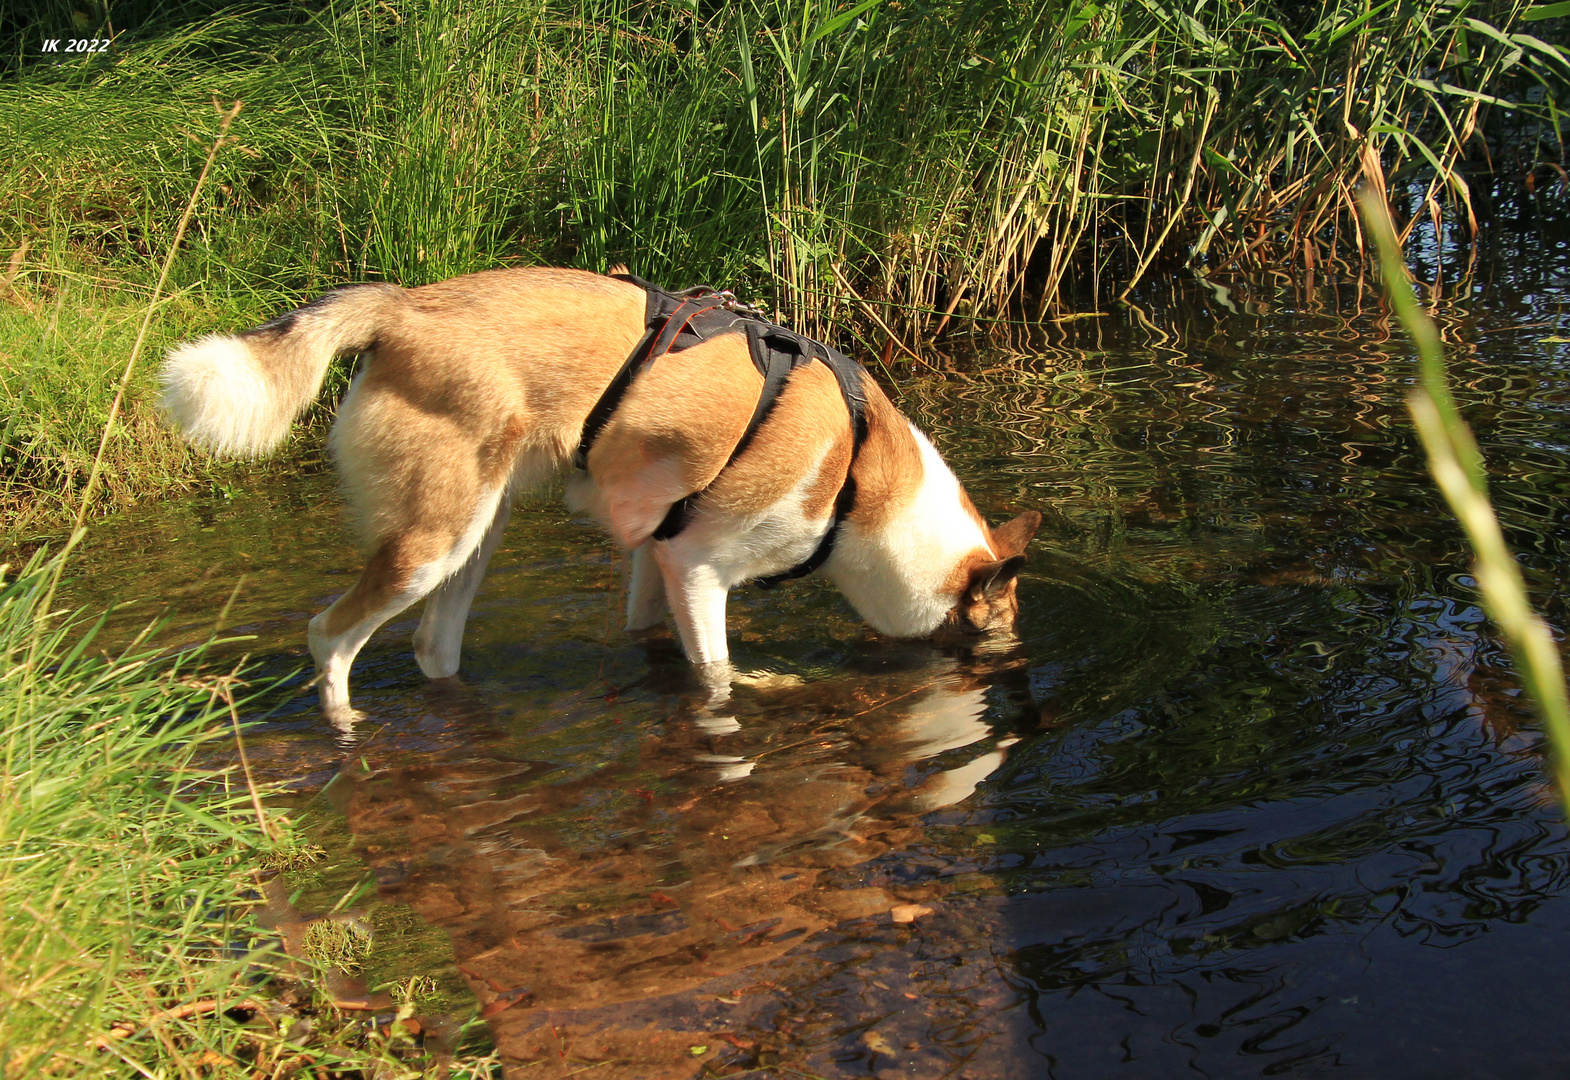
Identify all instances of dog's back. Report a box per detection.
[161,268,646,459]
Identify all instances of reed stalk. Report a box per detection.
[30,100,241,675]
[1360,189,1570,812]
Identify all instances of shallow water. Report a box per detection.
[68,267,1570,1078]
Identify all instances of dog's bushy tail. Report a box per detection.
[160,283,403,457]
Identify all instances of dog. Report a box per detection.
[159,268,1039,717]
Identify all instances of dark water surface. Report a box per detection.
[69,272,1570,1078]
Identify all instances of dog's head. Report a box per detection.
[943,511,1041,635]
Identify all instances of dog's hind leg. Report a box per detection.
[413,495,512,678]
[308,485,507,719]
[626,542,667,633]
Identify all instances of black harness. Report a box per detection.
[575,275,868,589]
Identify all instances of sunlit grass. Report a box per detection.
[0,546,273,1074]
[2,0,1564,534]
[0,553,498,1072]
[5,0,1562,318]
[0,100,499,1078]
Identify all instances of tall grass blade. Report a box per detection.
[1360,190,1570,812]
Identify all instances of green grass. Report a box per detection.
[6,0,1565,308]
[0,281,249,546]
[3,0,1567,536]
[0,544,501,1077]
[0,267,357,552]
[0,544,262,1074]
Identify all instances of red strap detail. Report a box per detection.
[641,296,727,369]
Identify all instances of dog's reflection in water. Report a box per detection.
[322,642,1034,1043]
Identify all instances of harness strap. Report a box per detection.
[754,475,858,589]
[579,276,869,587]
[573,292,728,471]
[754,327,868,590]
[651,319,810,541]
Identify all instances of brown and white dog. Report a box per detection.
[160,268,1039,717]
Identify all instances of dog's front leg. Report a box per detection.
[625,542,667,633]
[652,545,731,666]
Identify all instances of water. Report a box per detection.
[66,268,1570,1078]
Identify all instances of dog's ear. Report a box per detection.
[607,263,630,277]
[966,554,1027,602]
[990,511,1041,559]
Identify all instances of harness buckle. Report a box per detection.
[717,290,767,317]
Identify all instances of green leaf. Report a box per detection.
[1407,77,1517,108]
[806,0,887,44]
[1307,0,1397,46]
[1464,17,1518,52]
[1523,2,1570,20]
[1511,32,1570,69]
[1203,146,1245,177]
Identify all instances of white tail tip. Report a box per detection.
[159,334,292,458]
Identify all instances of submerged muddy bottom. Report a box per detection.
[70,275,1570,1078]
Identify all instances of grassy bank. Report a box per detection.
[2,0,1568,531]
[0,268,352,551]
[5,0,1564,308]
[0,548,247,1075]
[0,282,263,547]
[0,547,498,1077]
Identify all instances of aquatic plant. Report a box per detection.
[301,919,374,976]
